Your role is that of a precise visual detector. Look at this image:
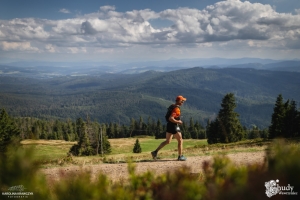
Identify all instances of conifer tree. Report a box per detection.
[206,93,245,143]
[283,100,299,137]
[102,134,112,154]
[188,117,196,138]
[269,94,286,138]
[207,119,221,144]
[155,119,164,139]
[146,116,153,136]
[70,118,93,156]
[106,122,115,138]
[0,109,20,155]
[133,138,142,153]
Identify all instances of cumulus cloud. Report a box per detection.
[0,0,300,54]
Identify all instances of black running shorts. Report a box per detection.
[166,122,181,134]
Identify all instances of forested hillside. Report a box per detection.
[0,67,299,128]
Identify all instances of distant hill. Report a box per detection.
[264,61,300,72]
[1,67,299,129]
[1,58,300,78]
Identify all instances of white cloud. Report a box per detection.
[67,47,87,53]
[45,44,56,53]
[100,5,115,12]
[59,8,71,14]
[0,0,300,60]
[1,41,38,51]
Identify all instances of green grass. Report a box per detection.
[20,138,275,166]
[141,138,207,152]
[108,137,208,156]
[21,140,76,161]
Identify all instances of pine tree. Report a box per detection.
[155,119,164,139]
[147,116,154,136]
[269,94,286,138]
[206,93,245,143]
[107,122,115,138]
[133,138,142,153]
[188,117,196,138]
[206,118,221,144]
[0,109,20,155]
[283,100,299,137]
[70,118,93,156]
[248,125,260,139]
[102,134,111,154]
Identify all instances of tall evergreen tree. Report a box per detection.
[147,116,154,136]
[70,118,93,156]
[206,93,245,144]
[0,109,20,155]
[106,122,115,138]
[283,100,299,137]
[155,119,164,139]
[207,119,221,144]
[188,117,195,138]
[269,94,287,138]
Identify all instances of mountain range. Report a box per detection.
[1,58,299,129]
[0,58,300,78]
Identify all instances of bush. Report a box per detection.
[133,139,142,153]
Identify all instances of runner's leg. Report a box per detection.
[173,132,183,156]
[155,132,173,152]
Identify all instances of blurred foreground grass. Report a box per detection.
[1,139,299,200]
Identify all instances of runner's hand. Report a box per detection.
[177,120,183,125]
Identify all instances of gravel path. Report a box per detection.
[42,151,266,182]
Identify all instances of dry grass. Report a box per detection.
[20,139,76,145]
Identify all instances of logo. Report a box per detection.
[265,179,298,198]
[2,185,34,198]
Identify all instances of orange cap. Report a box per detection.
[176,95,187,101]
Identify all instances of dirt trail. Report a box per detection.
[42,151,266,182]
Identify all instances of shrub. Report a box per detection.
[133,139,142,153]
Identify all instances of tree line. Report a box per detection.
[1,93,299,157]
[0,108,206,156]
[9,114,207,141]
[206,93,300,144]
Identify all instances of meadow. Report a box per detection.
[20,137,268,167]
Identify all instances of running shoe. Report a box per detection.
[178,155,187,161]
[151,151,157,160]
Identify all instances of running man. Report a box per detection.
[151,95,187,161]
